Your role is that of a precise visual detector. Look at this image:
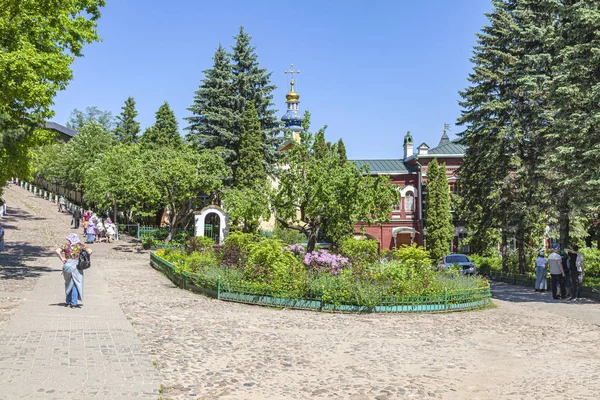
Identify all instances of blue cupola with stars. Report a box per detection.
[281,65,303,143]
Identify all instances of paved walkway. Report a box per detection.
[0,185,159,399]
[2,183,600,400]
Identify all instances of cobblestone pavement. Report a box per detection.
[2,183,600,399]
[0,184,160,399]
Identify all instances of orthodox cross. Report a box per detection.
[284,64,300,84]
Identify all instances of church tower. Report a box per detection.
[403,131,414,160]
[280,65,303,148]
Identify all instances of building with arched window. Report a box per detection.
[352,130,465,251]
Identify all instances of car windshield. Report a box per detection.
[445,255,469,264]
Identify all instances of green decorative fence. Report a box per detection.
[150,252,492,313]
[490,272,600,300]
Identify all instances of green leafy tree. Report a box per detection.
[143,147,228,241]
[272,130,397,252]
[222,185,271,233]
[425,159,453,262]
[313,129,327,160]
[0,0,104,190]
[231,27,281,170]
[235,102,267,188]
[60,121,115,192]
[185,44,236,155]
[114,97,141,144]
[0,1,104,130]
[142,102,183,149]
[67,106,114,131]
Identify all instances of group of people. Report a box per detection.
[70,207,115,243]
[535,244,585,301]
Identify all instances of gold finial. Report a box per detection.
[284,64,300,102]
[444,123,450,134]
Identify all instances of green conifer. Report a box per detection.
[231,27,281,170]
[142,102,183,149]
[185,44,236,156]
[337,138,347,165]
[235,102,267,188]
[114,97,141,144]
[425,158,453,262]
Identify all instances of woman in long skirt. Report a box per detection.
[535,250,548,292]
[55,234,92,307]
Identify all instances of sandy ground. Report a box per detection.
[1,183,600,400]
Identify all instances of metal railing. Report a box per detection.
[150,252,492,313]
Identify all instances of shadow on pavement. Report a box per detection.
[491,282,597,305]
[0,241,54,280]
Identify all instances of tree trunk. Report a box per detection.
[516,227,526,275]
[165,208,177,243]
[501,226,509,273]
[558,192,570,249]
[306,226,320,253]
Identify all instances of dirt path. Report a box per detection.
[2,183,600,399]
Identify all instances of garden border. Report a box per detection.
[150,252,492,313]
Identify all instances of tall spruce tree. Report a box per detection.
[458,0,555,271]
[548,0,600,247]
[185,44,236,155]
[425,158,453,262]
[231,27,281,171]
[313,129,327,160]
[235,102,267,188]
[141,102,183,149]
[337,138,347,165]
[114,97,141,144]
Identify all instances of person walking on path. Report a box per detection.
[0,221,5,252]
[548,246,566,299]
[72,207,82,229]
[55,233,91,308]
[535,250,548,292]
[57,195,66,213]
[566,245,585,301]
[86,218,96,244]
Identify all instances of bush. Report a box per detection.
[470,254,502,276]
[338,237,379,266]
[580,247,600,278]
[185,236,214,254]
[219,232,260,269]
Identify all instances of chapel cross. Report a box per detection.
[444,123,450,133]
[284,64,300,83]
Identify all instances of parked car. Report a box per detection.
[438,254,477,275]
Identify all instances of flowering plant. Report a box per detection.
[303,249,350,276]
[287,244,306,257]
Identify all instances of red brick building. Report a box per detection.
[353,130,465,251]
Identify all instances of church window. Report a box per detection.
[405,191,414,212]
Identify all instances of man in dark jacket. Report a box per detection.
[72,207,82,229]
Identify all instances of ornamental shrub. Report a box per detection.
[338,237,379,266]
[245,238,308,295]
[469,254,502,276]
[287,244,306,257]
[303,249,351,276]
[580,247,600,278]
[185,236,214,254]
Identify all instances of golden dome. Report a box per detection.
[286,80,300,102]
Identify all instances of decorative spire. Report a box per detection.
[284,64,300,103]
[404,131,413,145]
[439,123,450,146]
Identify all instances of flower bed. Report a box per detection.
[149,234,491,313]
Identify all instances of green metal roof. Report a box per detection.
[428,139,465,155]
[352,159,415,174]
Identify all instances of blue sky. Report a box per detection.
[52,0,492,159]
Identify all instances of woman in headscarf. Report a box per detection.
[535,249,548,292]
[55,234,91,308]
[105,218,115,243]
[86,217,97,244]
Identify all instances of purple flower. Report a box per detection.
[287,244,306,257]
[302,250,350,276]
